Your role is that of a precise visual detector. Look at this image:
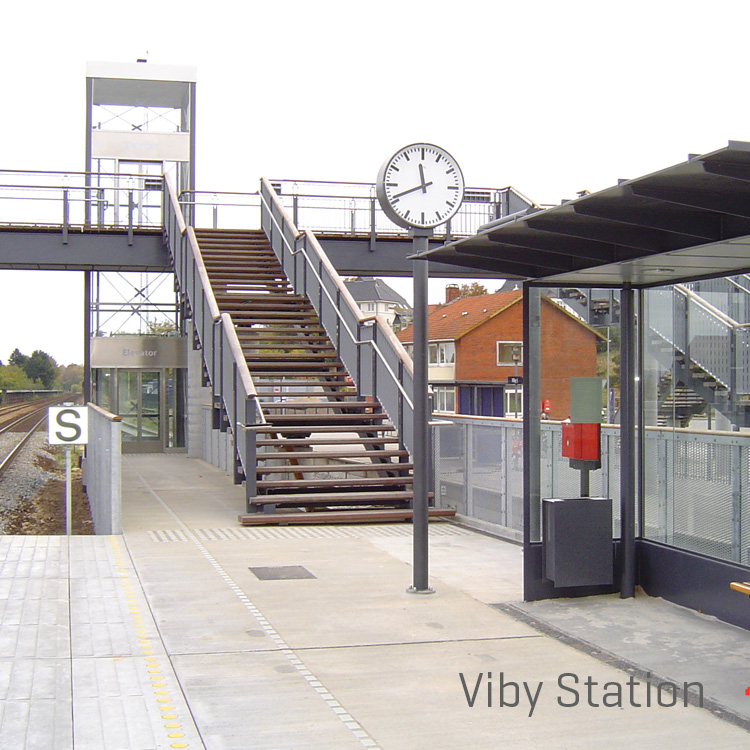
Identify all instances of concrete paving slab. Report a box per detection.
[511,591,750,722]
[301,636,750,750]
[4,453,750,748]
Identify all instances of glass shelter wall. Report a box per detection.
[642,286,750,565]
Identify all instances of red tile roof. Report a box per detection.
[397,290,523,343]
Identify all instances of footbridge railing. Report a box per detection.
[180,179,535,241]
[259,177,416,455]
[164,175,265,495]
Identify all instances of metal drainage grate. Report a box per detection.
[249,565,316,580]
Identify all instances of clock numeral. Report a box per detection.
[448,185,459,190]
[435,211,442,220]
[403,210,410,220]
[404,152,410,161]
[386,182,397,187]
[421,147,425,160]
[421,211,425,225]
[435,154,442,163]
[392,197,400,205]
[390,165,399,172]
[446,201,454,208]
[446,168,455,175]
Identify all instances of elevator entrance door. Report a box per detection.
[118,370,163,453]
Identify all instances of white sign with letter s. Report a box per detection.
[48,406,89,445]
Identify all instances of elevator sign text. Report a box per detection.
[48,406,89,445]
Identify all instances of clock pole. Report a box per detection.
[408,227,434,594]
[375,143,464,595]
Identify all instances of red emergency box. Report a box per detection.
[561,423,601,462]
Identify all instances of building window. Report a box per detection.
[497,341,523,366]
[428,341,455,365]
[505,386,523,417]
[363,302,375,312]
[432,385,456,413]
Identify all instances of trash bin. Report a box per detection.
[542,497,613,587]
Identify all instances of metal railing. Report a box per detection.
[163,175,265,496]
[434,414,750,567]
[0,169,163,243]
[259,177,416,454]
[181,179,535,240]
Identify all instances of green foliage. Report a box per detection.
[458,282,488,298]
[8,348,28,368]
[145,318,178,335]
[24,350,58,389]
[0,364,34,390]
[58,363,84,392]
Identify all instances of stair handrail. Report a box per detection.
[163,175,266,490]
[259,177,415,453]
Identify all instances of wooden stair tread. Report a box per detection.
[250,424,394,434]
[238,508,455,525]
[258,463,413,474]
[256,449,408,461]
[256,436,400,446]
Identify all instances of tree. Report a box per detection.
[8,348,28,368]
[0,364,33,390]
[58,363,84,392]
[24,350,58,389]
[458,282,488,298]
[145,318,178,335]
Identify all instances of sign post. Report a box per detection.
[48,406,89,535]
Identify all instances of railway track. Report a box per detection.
[0,396,71,480]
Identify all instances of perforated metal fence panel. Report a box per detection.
[434,417,750,568]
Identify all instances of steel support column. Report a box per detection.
[619,284,637,598]
[522,284,542,593]
[83,271,91,403]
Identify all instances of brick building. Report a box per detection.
[397,289,602,419]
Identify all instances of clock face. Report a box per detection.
[376,143,465,229]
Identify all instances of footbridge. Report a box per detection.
[0,168,533,522]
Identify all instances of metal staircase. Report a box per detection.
[163,176,449,524]
[647,285,750,428]
[195,228,416,516]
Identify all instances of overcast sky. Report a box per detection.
[2,0,750,364]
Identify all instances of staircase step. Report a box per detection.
[256,436,400,447]
[250,424,394,434]
[258,463,413,474]
[238,508,455,525]
[256,449,408,461]
[247,490,416,508]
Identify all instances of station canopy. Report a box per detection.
[422,141,750,288]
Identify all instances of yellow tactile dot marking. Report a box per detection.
[107,538,189,748]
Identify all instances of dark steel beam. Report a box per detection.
[526,215,690,254]
[318,237,509,278]
[701,160,750,183]
[572,199,722,241]
[0,230,169,271]
[486,229,616,260]
[454,243,595,273]
[631,183,750,219]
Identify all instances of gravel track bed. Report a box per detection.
[0,433,58,526]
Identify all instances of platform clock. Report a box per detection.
[376,143,465,230]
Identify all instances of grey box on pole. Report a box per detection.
[543,497,613,587]
[570,377,603,423]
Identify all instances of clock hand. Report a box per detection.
[392,180,433,199]
[418,163,427,192]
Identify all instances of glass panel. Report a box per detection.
[94,369,113,412]
[118,370,139,442]
[140,371,160,442]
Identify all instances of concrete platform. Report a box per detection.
[0,453,749,748]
